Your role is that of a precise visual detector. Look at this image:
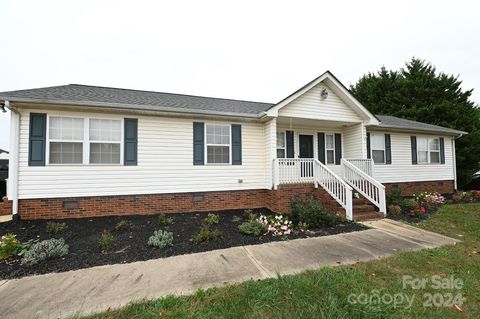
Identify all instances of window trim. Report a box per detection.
[370,133,386,165]
[204,123,232,165]
[46,114,124,166]
[416,136,441,165]
[276,130,286,159]
[325,133,335,165]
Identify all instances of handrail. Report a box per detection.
[313,159,353,220]
[341,159,386,215]
[345,158,373,176]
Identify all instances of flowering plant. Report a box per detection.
[411,206,427,218]
[413,191,445,213]
[257,214,293,236]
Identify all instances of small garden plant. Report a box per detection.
[243,209,257,221]
[158,214,173,227]
[238,219,267,236]
[46,221,68,234]
[148,230,173,248]
[386,188,447,219]
[21,238,69,266]
[99,230,114,252]
[193,213,222,244]
[291,199,339,228]
[0,234,20,260]
[257,214,293,236]
[451,190,480,203]
[114,220,132,231]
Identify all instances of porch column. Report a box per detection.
[264,117,277,189]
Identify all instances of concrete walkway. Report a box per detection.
[0,219,457,319]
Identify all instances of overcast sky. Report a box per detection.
[0,0,479,151]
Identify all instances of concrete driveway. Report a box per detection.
[0,219,458,319]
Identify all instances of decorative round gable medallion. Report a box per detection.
[320,87,328,99]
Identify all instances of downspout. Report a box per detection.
[5,101,20,221]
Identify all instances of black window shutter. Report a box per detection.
[124,118,138,165]
[411,136,417,164]
[193,122,205,165]
[29,113,46,166]
[286,131,294,158]
[334,133,342,165]
[318,132,325,164]
[439,137,445,164]
[385,134,392,164]
[366,132,371,159]
[231,124,242,165]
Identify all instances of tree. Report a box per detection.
[350,58,480,188]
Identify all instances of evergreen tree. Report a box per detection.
[351,58,480,187]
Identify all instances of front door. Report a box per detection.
[299,134,314,177]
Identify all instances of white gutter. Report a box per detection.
[5,101,20,220]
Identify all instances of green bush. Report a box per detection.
[238,220,267,236]
[193,226,222,244]
[0,233,20,260]
[46,221,68,234]
[386,188,404,206]
[99,230,114,251]
[291,199,340,228]
[158,214,173,226]
[388,204,402,216]
[21,238,69,266]
[205,213,220,226]
[114,220,132,231]
[400,198,418,214]
[243,209,257,221]
[148,230,173,248]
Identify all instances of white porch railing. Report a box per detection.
[341,159,386,215]
[314,159,353,220]
[345,158,373,176]
[273,158,353,220]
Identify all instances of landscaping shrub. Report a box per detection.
[0,234,20,260]
[21,238,69,266]
[257,214,293,236]
[298,221,309,231]
[99,230,114,252]
[414,192,445,213]
[205,213,220,226]
[46,221,68,234]
[243,209,257,221]
[386,187,404,206]
[452,190,480,203]
[114,220,132,231]
[388,204,402,216]
[238,220,267,236]
[158,214,173,226]
[193,226,222,244]
[400,199,418,215]
[291,199,339,228]
[148,230,173,248]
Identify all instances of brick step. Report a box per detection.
[353,211,384,221]
[352,204,376,213]
[353,198,370,205]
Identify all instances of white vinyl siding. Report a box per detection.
[342,123,365,159]
[370,131,454,183]
[18,108,268,199]
[278,83,363,122]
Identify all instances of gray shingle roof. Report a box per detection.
[0,84,274,117]
[375,115,466,136]
[0,84,466,135]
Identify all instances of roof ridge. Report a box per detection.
[68,84,274,106]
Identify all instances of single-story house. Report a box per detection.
[0,71,466,221]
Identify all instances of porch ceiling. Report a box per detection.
[277,116,361,128]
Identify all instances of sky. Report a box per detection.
[0,0,479,151]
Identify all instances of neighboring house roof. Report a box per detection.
[0,84,273,118]
[375,115,467,136]
[0,77,466,136]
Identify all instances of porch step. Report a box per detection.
[353,211,384,222]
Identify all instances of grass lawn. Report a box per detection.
[74,204,480,319]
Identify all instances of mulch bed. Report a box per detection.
[0,209,367,280]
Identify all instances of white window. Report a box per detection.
[89,119,122,164]
[371,134,385,164]
[276,131,286,158]
[325,134,335,164]
[48,117,84,164]
[206,124,230,164]
[417,137,440,164]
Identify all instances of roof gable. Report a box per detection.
[266,71,379,125]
